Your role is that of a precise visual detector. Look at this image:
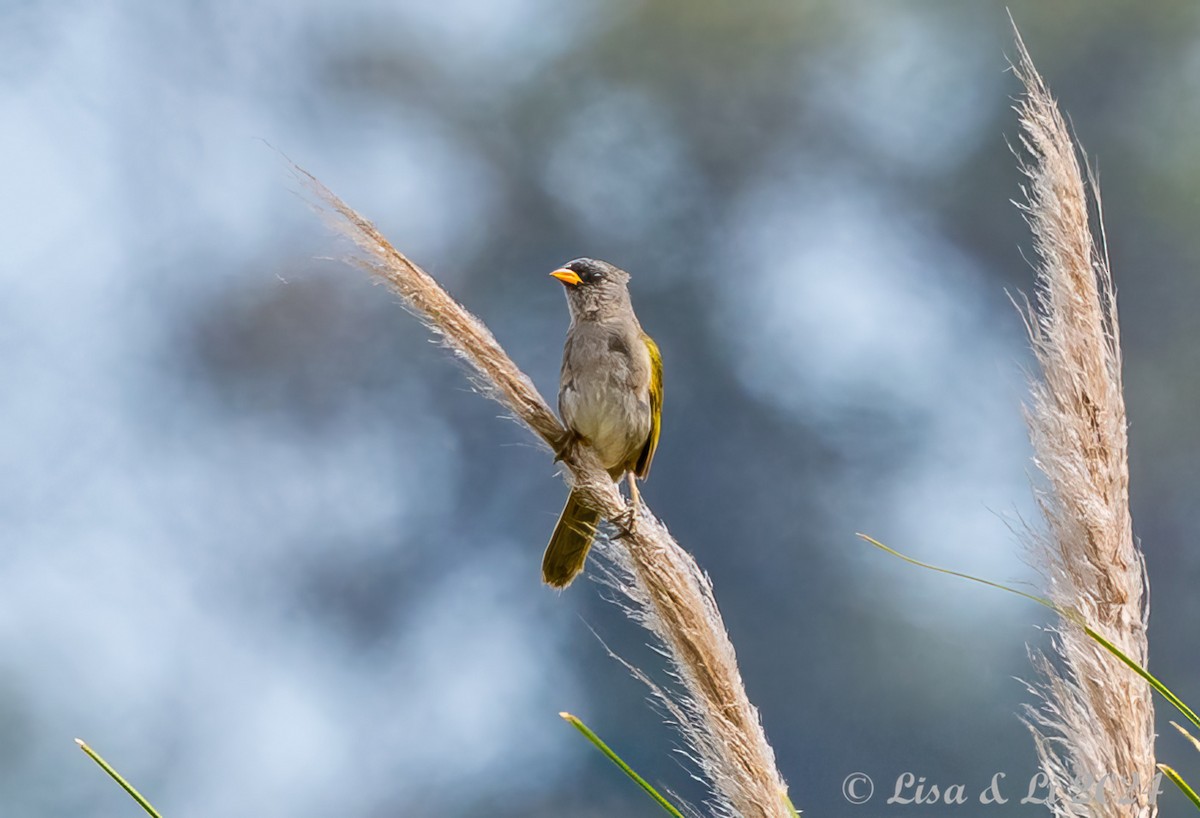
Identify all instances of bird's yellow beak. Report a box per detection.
[550,268,583,286]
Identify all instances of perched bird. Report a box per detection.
[543,258,662,588]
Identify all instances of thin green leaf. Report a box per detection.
[1172,721,1200,754]
[559,712,686,818]
[857,534,1200,733]
[1158,764,1200,811]
[857,534,1059,610]
[75,739,164,818]
[1077,624,1200,733]
[783,790,802,817]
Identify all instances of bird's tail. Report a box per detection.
[542,489,601,588]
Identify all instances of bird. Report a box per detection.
[542,258,662,588]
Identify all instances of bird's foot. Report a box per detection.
[613,476,641,538]
[612,502,639,539]
[552,429,590,462]
[552,430,581,463]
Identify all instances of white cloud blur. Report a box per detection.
[712,163,1037,606]
[810,4,999,174]
[0,1,587,815]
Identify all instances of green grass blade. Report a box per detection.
[858,534,1200,733]
[559,712,685,818]
[1077,624,1200,732]
[1173,721,1200,754]
[75,739,164,818]
[783,790,802,817]
[857,534,1061,610]
[1159,764,1200,811]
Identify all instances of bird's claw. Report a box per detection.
[612,500,639,539]
[552,430,586,463]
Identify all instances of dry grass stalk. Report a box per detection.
[297,167,792,818]
[1011,30,1156,817]
[593,521,786,818]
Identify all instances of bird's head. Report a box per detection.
[549,258,633,321]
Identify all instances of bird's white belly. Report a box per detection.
[562,382,646,472]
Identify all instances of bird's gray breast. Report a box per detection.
[559,320,652,473]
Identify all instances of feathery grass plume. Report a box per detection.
[296,167,793,818]
[592,528,791,818]
[1011,28,1156,816]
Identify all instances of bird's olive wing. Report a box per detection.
[634,333,663,478]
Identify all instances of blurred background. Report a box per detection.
[2,0,1198,815]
